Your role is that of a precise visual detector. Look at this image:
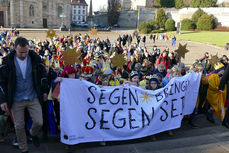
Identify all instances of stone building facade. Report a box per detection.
[121,0,131,10]
[0,0,71,28]
[121,0,154,10]
[71,0,88,23]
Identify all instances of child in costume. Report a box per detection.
[154,64,167,78]
[189,63,208,128]
[46,66,77,139]
[147,76,161,91]
[206,62,226,123]
[124,71,140,87]
[161,66,181,87]
[109,70,121,86]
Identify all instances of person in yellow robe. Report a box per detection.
[207,62,226,122]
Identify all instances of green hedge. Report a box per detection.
[181,19,195,30]
[190,0,217,7]
[197,14,215,30]
[192,8,206,24]
[151,30,164,34]
[148,20,159,30]
[139,22,153,34]
[190,0,201,7]
[175,0,184,8]
[156,8,167,29]
[165,18,176,31]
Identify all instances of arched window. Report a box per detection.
[58,6,63,17]
[29,5,34,17]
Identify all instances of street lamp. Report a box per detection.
[60,13,67,31]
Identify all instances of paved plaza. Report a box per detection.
[11,29,229,66]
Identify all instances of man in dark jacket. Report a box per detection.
[137,35,141,47]
[0,37,48,153]
[142,36,146,47]
[127,34,132,46]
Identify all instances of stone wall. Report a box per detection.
[118,10,137,28]
[94,9,156,28]
[94,7,229,28]
[93,12,108,26]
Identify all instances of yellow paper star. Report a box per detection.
[47,28,56,39]
[89,27,98,36]
[111,53,126,70]
[140,92,152,104]
[209,54,219,67]
[175,43,189,59]
[61,47,81,66]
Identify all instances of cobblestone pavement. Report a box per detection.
[1,114,229,153]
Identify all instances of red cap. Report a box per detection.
[60,66,76,77]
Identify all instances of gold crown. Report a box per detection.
[102,67,109,73]
[214,62,224,70]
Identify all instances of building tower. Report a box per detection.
[88,0,93,27]
[89,0,92,16]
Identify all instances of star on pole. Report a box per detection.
[47,27,56,39]
[140,92,153,104]
[89,27,98,36]
[110,53,126,70]
[208,54,219,67]
[175,43,189,59]
[61,47,81,66]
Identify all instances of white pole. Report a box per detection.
[137,8,140,30]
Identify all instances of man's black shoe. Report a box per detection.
[27,136,32,143]
[207,112,215,123]
[22,151,29,153]
[12,137,19,147]
[207,116,215,123]
[31,135,40,147]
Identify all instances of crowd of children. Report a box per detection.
[0,30,228,149]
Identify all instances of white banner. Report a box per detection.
[60,72,202,145]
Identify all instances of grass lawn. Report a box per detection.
[168,31,229,47]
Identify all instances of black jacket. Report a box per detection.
[0,50,48,108]
[219,65,229,91]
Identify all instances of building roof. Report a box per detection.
[71,0,88,6]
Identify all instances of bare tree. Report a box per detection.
[107,0,121,25]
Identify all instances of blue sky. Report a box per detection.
[85,0,108,11]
